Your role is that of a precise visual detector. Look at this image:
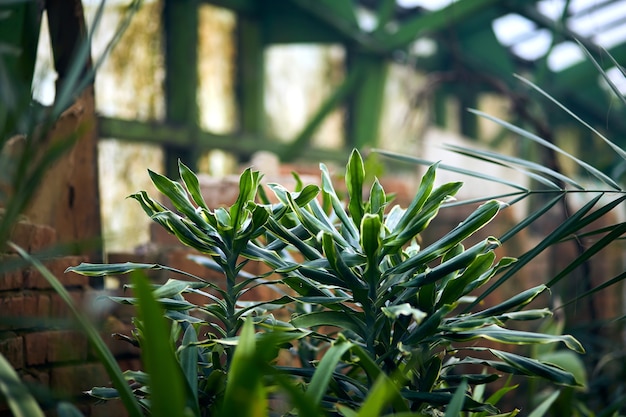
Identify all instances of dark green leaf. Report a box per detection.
[346,149,366,226]
[292,311,367,336]
[444,379,468,417]
[489,349,581,386]
[179,160,209,211]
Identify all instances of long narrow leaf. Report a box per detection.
[444,379,468,417]
[307,339,353,404]
[513,74,626,167]
[0,353,45,417]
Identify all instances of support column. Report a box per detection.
[163,0,199,177]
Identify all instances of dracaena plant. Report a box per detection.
[69,149,583,416]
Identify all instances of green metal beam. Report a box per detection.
[163,0,199,177]
[262,1,352,44]
[203,0,257,14]
[379,0,501,51]
[98,116,350,163]
[282,62,366,161]
[0,1,43,135]
[348,52,388,149]
[236,13,265,138]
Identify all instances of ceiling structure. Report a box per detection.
[3,0,626,176]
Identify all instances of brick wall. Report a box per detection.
[0,221,140,417]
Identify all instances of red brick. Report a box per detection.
[22,368,50,387]
[47,330,88,363]
[23,267,48,289]
[0,255,23,291]
[24,332,48,366]
[50,291,83,319]
[8,221,57,253]
[96,317,140,358]
[50,363,109,396]
[89,399,130,417]
[0,294,24,330]
[47,256,88,288]
[0,334,23,369]
[23,256,89,289]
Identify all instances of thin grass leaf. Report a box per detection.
[10,243,143,417]
[444,379,468,417]
[527,390,560,417]
[373,148,530,192]
[0,353,45,417]
[558,269,626,311]
[471,107,621,190]
[546,221,626,288]
[307,339,353,404]
[514,73,626,167]
[468,193,603,310]
[577,41,626,107]
[498,194,564,244]
[445,144,568,190]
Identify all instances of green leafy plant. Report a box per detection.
[375,50,626,416]
[69,149,584,416]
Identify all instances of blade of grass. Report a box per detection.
[0,353,45,417]
[513,74,626,165]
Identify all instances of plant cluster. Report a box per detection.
[67,150,585,416]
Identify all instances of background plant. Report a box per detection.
[376,51,626,415]
[69,149,584,416]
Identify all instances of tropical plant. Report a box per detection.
[375,50,626,416]
[68,149,584,416]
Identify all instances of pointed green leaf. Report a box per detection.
[387,200,500,275]
[471,285,548,319]
[490,349,581,386]
[444,379,468,417]
[444,325,584,353]
[368,178,386,216]
[307,339,353,404]
[320,163,360,243]
[179,160,209,211]
[292,311,367,335]
[346,149,366,226]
